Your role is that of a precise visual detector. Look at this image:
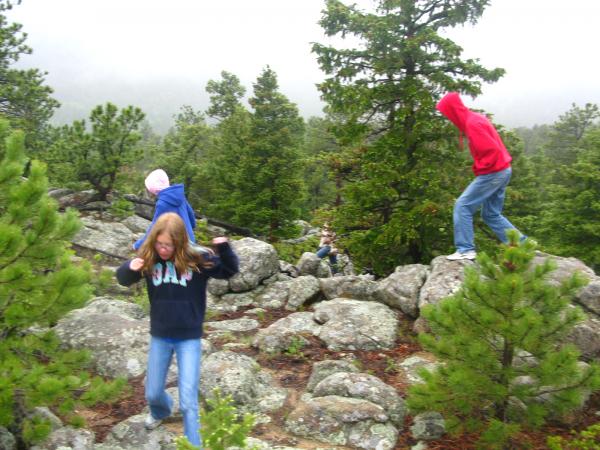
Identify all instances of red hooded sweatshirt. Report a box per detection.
[436,92,511,176]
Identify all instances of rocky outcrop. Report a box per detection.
[37,212,600,450]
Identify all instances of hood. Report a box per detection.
[157,184,186,207]
[436,92,469,133]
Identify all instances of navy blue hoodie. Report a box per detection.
[134,184,197,250]
[116,242,239,339]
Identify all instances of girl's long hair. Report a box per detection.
[137,212,213,275]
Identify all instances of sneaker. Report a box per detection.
[446,250,477,261]
[144,414,162,430]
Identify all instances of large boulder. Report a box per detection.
[253,312,321,353]
[531,252,596,286]
[296,252,331,278]
[319,275,378,301]
[227,238,280,292]
[53,297,150,378]
[285,396,398,450]
[576,279,600,316]
[200,351,288,413]
[375,264,429,317]
[72,216,137,258]
[312,372,407,426]
[414,256,472,332]
[286,275,321,310]
[313,299,398,351]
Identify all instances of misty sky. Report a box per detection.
[6,0,600,133]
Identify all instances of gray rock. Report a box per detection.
[415,256,471,331]
[208,278,230,296]
[306,359,360,392]
[121,215,151,235]
[103,413,177,450]
[312,372,406,426]
[410,412,445,441]
[253,281,290,309]
[567,313,600,360]
[208,290,256,313]
[576,279,600,316]
[279,260,299,278]
[375,264,429,317]
[286,276,321,310]
[313,299,398,350]
[201,351,287,413]
[228,238,280,292]
[0,427,16,450]
[30,426,95,450]
[52,189,96,209]
[28,407,63,431]
[73,217,137,258]
[205,318,260,333]
[80,297,146,320]
[285,396,397,449]
[253,312,320,353]
[398,354,440,386]
[297,252,331,278]
[531,252,596,287]
[54,298,149,378]
[319,275,379,301]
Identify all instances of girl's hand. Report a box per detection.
[129,258,144,271]
[212,237,228,245]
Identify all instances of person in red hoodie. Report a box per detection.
[437,92,525,260]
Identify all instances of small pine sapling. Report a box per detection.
[407,231,600,448]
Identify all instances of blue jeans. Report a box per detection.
[453,168,521,252]
[146,336,202,447]
[316,245,338,267]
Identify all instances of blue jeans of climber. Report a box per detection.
[453,167,523,253]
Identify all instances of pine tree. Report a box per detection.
[158,105,213,206]
[0,0,59,153]
[234,67,305,240]
[540,128,600,271]
[0,121,124,447]
[47,102,145,200]
[407,231,600,448]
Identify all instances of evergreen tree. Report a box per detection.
[158,105,213,206]
[199,105,253,222]
[540,129,600,270]
[299,116,340,214]
[407,232,600,448]
[0,0,59,152]
[544,103,599,167]
[312,0,505,274]
[205,70,246,121]
[0,120,124,446]
[47,103,145,200]
[234,67,305,239]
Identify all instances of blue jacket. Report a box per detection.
[133,184,196,250]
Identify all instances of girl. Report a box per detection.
[116,212,239,448]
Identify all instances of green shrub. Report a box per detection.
[176,389,256,450]
[547,423,600,450]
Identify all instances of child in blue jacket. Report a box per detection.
[134,169,197,250]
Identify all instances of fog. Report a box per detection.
[7,0,600,133]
